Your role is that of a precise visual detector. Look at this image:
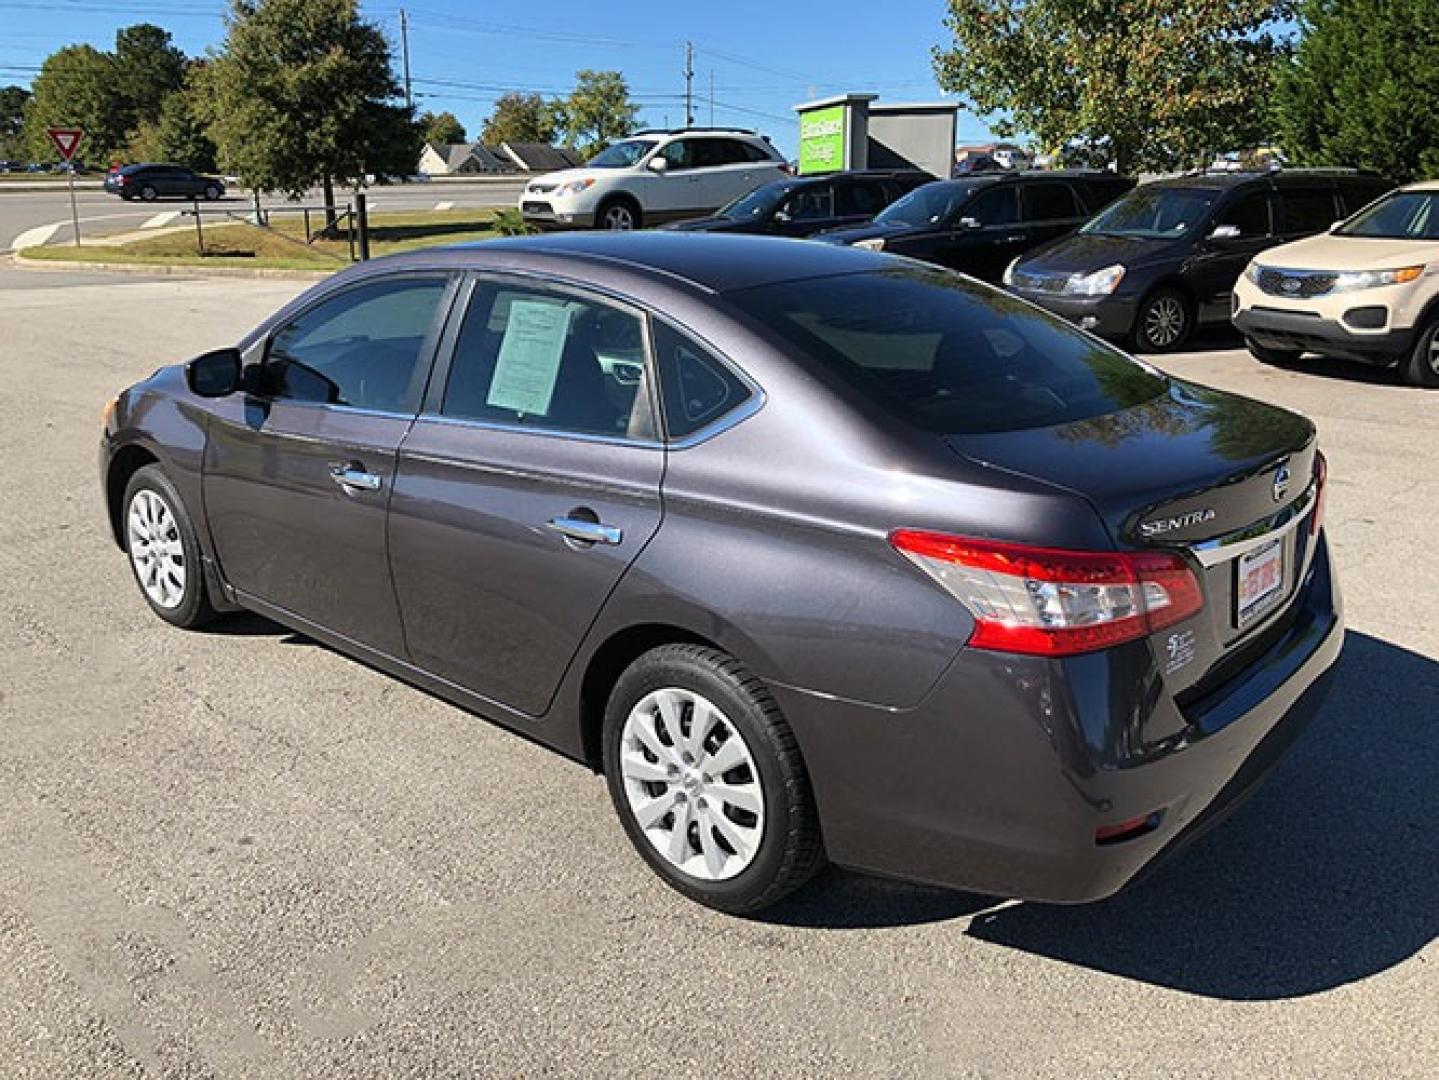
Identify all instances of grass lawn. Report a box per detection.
[21,208,503,270]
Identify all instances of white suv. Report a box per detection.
[1234,180,1439,387]
[518,129,788,231]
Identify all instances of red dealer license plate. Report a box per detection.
[1236,539,1286,629]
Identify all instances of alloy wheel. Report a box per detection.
[1428,331,1439,377]
[602,205,635,230]
[619,687,765,881]
[127,489,186,609]
[1144,296,1185,349]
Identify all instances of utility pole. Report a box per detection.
[683,41,694,128]
[709,69,714,126]
[400,8,413,111]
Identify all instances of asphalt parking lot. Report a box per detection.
[1,265,1435,1078]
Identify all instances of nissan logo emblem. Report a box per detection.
[1281,277,1301,293]
[1273,463,1291,502]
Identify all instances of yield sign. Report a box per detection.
[46,127,84,161]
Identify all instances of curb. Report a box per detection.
[9,251,333,281]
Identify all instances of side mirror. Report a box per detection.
[1209,224,1242,241]
[958,216,981,230]
[647,156,669,174]
[185,347,242,397]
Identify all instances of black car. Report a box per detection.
[662,169,933,238]
[1005,168,1396,352]
[100,233,1340,913]
[104,163,226,202]
[817,171,1136,283]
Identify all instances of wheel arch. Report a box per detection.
[105,442,160,548]
[595,191,642,228]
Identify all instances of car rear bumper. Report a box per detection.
[1010,290,1138,339]
[1234,306,1414,365]
[772,535,1343,903]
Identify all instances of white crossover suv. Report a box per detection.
[1234,180,1439,387]
[518,129,788,231]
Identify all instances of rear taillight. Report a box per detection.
[889,531,1204,657]
[1310,449,1327,536]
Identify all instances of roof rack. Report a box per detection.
[630,126,758,137]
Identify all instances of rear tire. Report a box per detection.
[204,184,222,201]
[602,644,824,913]
[1131,287,1192,352]
[122,464,217,629]
[1400,316,1439,388]
[139,185,158,201]
[1246,338,1303,366]
[596,197,641,231]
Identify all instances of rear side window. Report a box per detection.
[728,267,1167,435]
[738,140,776,163]
[266,276,449,412]
[1023,182,1082,222]
[441,285,656,440]
[652,322,753,439]
[837,179,886,217]
[1280,188,1340,233]
[693,139,750,167]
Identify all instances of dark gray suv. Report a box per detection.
[100,234,1343,913]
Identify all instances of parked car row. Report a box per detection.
[0,160,89,173]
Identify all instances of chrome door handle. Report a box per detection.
[329,463,382,492]
[547,517,623,545]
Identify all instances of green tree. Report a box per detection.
[419,109,466,145]
[480,91,557,145]
[129,70,217,170]
[112,23,186,135]
[0,85,30,159]
[202,0,421,222]
[932,1,1295,174]
[22,45,126,162]
[1276,0,1439,182]
[555,70,638,158]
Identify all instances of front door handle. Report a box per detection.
[547,516,623,546]
[329,463,382,492]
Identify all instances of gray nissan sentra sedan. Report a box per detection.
[100,233,1343,913]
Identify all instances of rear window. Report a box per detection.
[727,267,1167,435]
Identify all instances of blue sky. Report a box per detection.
[0,0,998,155]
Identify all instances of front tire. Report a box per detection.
[596,197,641,231]
[123,464,217,629]
[1131,287,1192,352]
[602,644,824,913]
[1246,337,1303,366]
[204,184,222,201]
[1401,315,1439,388]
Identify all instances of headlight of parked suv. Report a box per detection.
[1331,265,1424,292]
[1062,264,1125,296]
[853,238,885,251]
[556,179,595,197]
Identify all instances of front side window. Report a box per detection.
[780,185,834,221]
[441,285,656,440]
[964,185,1019,226]
[1215,191,1271,237]
[266,276,449,412]
[1336,190,1439,239]
[587,139,658,168]
[652,322,753,439]
[837,180,885,217]
[659,139,699,170]
[727,267,1167,435]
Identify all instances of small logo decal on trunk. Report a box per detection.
[1273,462,1291,502]
[1138,508,1216,537]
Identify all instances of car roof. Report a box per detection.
[361,232,897,294]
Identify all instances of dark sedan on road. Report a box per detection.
[817,171,1135,283]
[100,233,1342,913]
[104,162,226,201]
[662,169,932,237]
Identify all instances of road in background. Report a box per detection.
[0,268,1434,1077]
[0,179,528,252]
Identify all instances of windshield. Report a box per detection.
[1082,187,1217,238]
[587,139,658,168]
[1336,190,1439,239]
[727,267,1167,435]
[875,182,979,227]
[718,182,795,220]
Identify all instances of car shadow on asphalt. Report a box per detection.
[766,631,1437,1000]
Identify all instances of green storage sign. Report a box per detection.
[798,105,846,174]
